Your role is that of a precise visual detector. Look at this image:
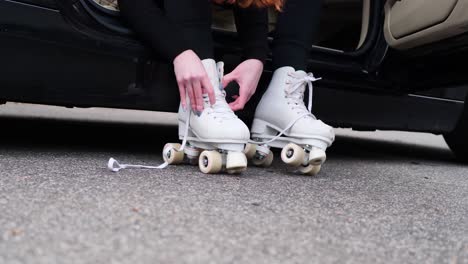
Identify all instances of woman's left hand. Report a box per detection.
[222,59,263,111]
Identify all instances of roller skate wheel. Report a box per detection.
[299,164,321,176]
[163,143,184,165]
[252,150,274,167]
[281,143,305,167]
[243,143,257,159]
[199,150,223,174]
[308,148,326,165]
[226,151,247,171]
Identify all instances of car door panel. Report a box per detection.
[384,0,468,49]
[389,0,458,39]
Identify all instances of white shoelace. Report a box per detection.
[204,90,237,121]
[108,108,191,172]
[251,72,321,145]
[286,72,321,114]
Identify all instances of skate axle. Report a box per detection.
[184,144,201,158]
[201,156,209,167]
[255,145,270,157]
[255,152,267,160]
[285,149,294,159]
[243,143,274,167]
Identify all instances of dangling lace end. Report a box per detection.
[107,157,169,172]
[107,91,196,173]
[108,158,121,172]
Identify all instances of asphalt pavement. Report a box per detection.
[0,103,467,264]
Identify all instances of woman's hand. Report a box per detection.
[222,59,263,111]
[173,50,215,112]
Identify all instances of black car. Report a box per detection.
[1,0,468,161]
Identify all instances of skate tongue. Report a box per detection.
[205,61,235,120]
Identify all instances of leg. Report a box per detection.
[118,0,214,61]
[272,0,323,71]
[249,0,334,174]
[163,0,214,60]
[118,1,249,174]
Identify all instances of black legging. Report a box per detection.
[118,0,214,60]
[118,0,321,71]
[118,0,268,63]
[272,0,323,71]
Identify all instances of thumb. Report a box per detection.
[222,71,237,89]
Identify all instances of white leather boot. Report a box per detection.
[245,66,335,175]
[166,59,249,174]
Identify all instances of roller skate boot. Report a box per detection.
[244,66,335,176]
[163,59,250,174]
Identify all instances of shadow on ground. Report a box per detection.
[329,135,455,163]
[0,117,457,164]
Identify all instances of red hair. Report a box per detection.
[237,0,284,11]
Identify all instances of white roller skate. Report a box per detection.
[162,59,250,174]
[108,59,250,174]
[244,66,335,176]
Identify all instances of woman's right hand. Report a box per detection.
[173,50,215,112]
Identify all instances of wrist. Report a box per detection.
[173,49,194,65]
[247,59,264,71]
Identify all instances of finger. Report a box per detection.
[228,101,237,111]
[186,82,196,111]
[177,82,187,110]
[201,75,215,106]
[229,96,247,111]
[231,95,239,100]
[222,71,237,88]
[193,80,204,112]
